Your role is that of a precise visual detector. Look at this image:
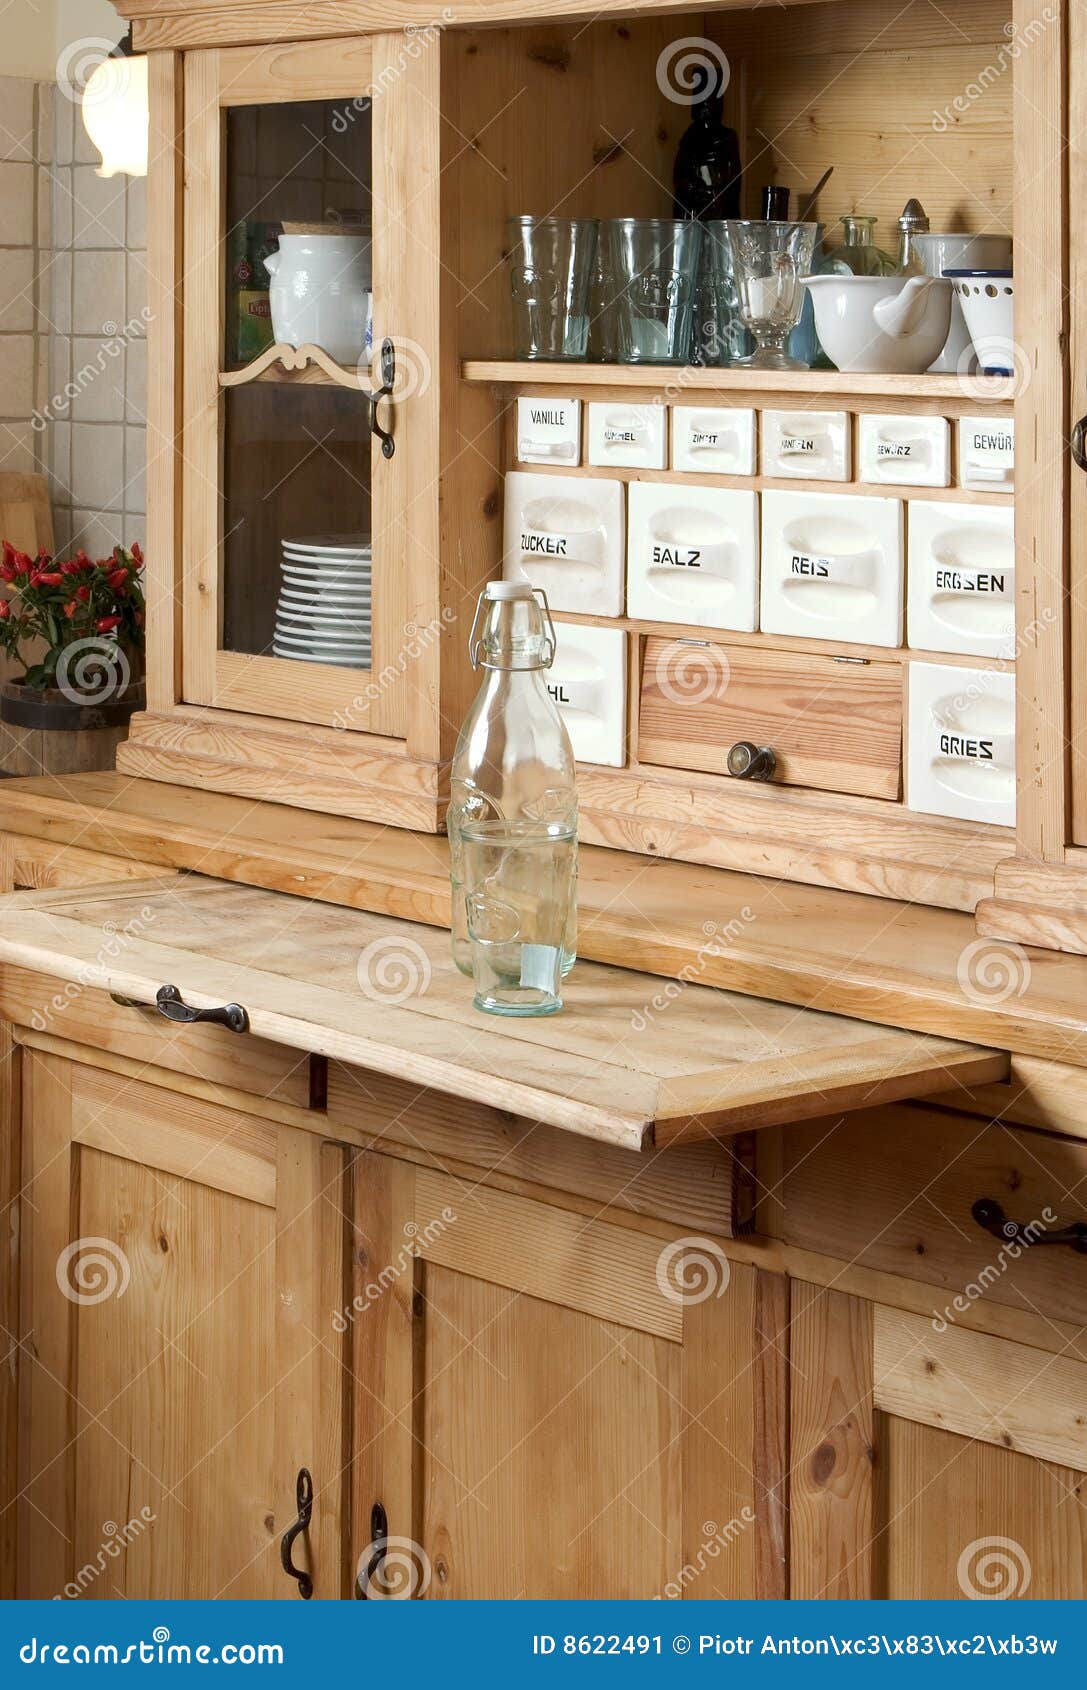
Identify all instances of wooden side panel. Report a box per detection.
[639,640,903,800]
[420,1267,683,1599]
[885,1417,1087,1599]
[790,1284,877,1600]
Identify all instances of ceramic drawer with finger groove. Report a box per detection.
[907,500,1015,658]
[760,410,850,481]
[547,622,627,768]
[503,471,625,616]
[671,406,756,474]
[626,482,759,632]
[760,490,904,647]
[587,401,667,469]
[957,415,1014,492]
[858,414,950,487]
[907,660,1016,827]
[516,396,581,467]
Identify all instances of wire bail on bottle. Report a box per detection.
[468,585,558,671]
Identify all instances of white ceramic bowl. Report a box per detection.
[801,274,953,374]
[944,270,1015,375]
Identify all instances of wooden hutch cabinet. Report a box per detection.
[108,0,1087,948]
[5,0,1087,1609]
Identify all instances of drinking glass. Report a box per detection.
[721,220,818,370]
[462,818,577,1017]
[699,222,752,366]
[507,217,598,360]
[602,219,703,364]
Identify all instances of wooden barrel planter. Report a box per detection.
[0,676,146,778]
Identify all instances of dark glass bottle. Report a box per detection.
[672,87,742,221]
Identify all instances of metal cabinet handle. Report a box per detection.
[368,338,396,459]
[355,1501,388,1599]
[727,741,777,781]
[972,1197,1087,1254]
[154,984,249,1034]
[280,1467,314,1599]
[1072,415,1087,473]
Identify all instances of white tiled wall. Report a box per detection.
[0,76,50,482]
[46,89,147,557]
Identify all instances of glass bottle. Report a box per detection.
[672,77,742,223]
[447,582,578,985]
[825,214,898,277]
[896,197,929,276]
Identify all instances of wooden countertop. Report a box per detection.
[2,770,1086,1064]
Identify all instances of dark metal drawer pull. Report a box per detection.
[355,1501,388,1599]
[154,984,249,1034]
[280,1467,314,1599]
[1072,415,1087,473]
[727,741,776,781]
[972,1197,1087,1254]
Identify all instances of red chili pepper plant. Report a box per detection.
[0,540,145,696]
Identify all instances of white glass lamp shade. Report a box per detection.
[81,52,149,179]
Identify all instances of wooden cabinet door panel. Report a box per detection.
[18,1051,350,1600]
[789,1282,1087,1600]
[353,1157,777,1601]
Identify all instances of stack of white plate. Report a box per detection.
[274,534,372,668]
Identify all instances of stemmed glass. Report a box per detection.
[720,220,818,370]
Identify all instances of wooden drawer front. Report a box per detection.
[327,1062,756,1236]
[1,965,310,1109]
[4,834,173,894]
[638,639,902,799]
[782,1104,1087,1327]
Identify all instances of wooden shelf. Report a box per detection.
[462,360,1017,404]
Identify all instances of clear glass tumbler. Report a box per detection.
[507,217,598,360]
[721,220,818,370]
[462,817,577,1017]
[602,218,703,364]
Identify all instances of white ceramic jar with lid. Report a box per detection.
[264,227,372,365]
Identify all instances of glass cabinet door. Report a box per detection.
[181,41,408,739]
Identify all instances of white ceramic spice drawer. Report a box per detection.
[957,415,1014,492]
[760,490,904,647]
[588,402,667,469]
[858,414,950,487]
[907,660,1016,827]
[503,471,625,616]
[907,500,1015,659]
[516,396,581,466]
[547,621,627,768]
[671,406,756,475]
[626,482,759,632]
[761,410,850,481]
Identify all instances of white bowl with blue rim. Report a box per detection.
[943,269,1014,376]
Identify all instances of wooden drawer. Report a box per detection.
[638,638,903,799]
[0,964,311,1109]
[781,1103,1087,1327]
[326,1061,757,1236]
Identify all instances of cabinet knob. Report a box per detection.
[727,741,777,782]
[1073,415,1087,473]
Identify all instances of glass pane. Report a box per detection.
[221,98,374,669]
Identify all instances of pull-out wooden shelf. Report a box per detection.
[0,875,1006,1151]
